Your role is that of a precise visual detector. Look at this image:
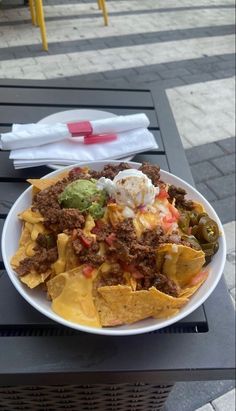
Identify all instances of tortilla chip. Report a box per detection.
[179,269,209,298]
[53,233,69,275]
[107,203,124,226]
[65,240,78,271]
[47,267,101,328]
[157,244,205,288]
[95,285,188,326]
[11,225,36,268]
[19,223,32,246]
[27,170,69,193]
[19,208,44,224]
[21,270,51,289]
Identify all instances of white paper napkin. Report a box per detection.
[0,123,69,150]
[91,113,149,134]
[11,128,158,169]
[0,114,150,150]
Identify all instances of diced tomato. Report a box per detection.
[121,263,142,278]
[190,269,209,286]
[82,265,94,278]
[91,220,104,234]
[163,216,176,224]
[95,219,104,229]
[80,235,92,248]
[168,203,180,220]
[107,198,116,204]
[73,166,83,173]
[162,216,175,232]
[157,188,169,199]
[105,233,116,246]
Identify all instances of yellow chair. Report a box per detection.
[97,0,109,26]
[29,0,48,51]
[28,0,109,52]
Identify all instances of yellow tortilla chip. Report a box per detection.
[65,240,78,271]
[27,170,69,193]
[20,270,51,289]
[107,203,124,226]
[47,267,101,328]
[19,208,44,224]
[11,225,36,268]
[179,269,209,298]
[53,233,69,275]
[157,244,205,288]
[95,285,188,326]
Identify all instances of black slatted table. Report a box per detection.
[0,80,235,411]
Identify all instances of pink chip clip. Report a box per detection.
[67,121,92,137]
[84,133,117,144]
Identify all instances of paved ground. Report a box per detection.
[0,0,235,410]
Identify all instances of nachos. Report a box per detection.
[11,163,220,327]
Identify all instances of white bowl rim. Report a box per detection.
[1,161,226,336]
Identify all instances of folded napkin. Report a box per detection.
[0,113,149,150]
[11,128,158,169]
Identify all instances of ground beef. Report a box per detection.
[71,235,104,267]
[136,272,179,296]
[92,162,131,180]
[115,218,137,242]
[168,185,193,210]
[139,162,163,187]
[92,222,112,242]
[35,233,56,249]
[97,263,125,287]
[15,246,58,276]
[140,226,164,247]
[33,178,85,232]
[33,178,67,216]
[68,167,92,182]
[78,251,105,267]
[58,209,85,231]
[72,238,83,255]
[106,218,139,263]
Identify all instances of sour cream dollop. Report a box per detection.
[97,169,159,208]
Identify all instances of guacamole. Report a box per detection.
[59,179,107,219]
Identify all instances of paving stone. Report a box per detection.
[212,388,235,411]
[230,287,235,301]
[181,73,215,84]
[132,72,162,83]
[186,143,224,164]
[210,196,235,224]
[213,69,236,80]
[155,78,186,89]
[158,68,191,80]
[211,153,235,175]
[191,161,221,184]
[217,137,236,154]
[196,182,217,202]
[215,60,236,70]
[195,404,214,411]
[223,221,236,291]
[163,381,235,411]
[206,174,235,198]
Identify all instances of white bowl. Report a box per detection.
[1,161,226,336]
